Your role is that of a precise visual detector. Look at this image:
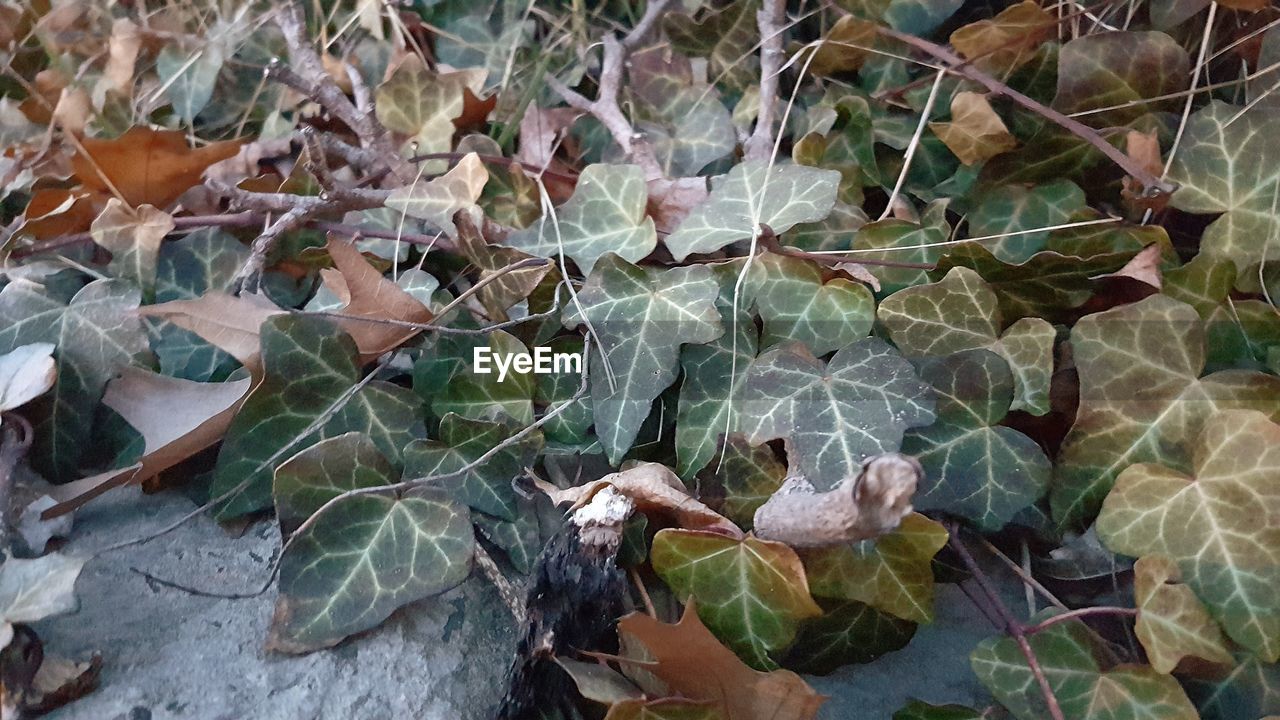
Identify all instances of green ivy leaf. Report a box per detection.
[1132,555,1234,674]
[474,497,540,575]
[741,338,935,490]
[534,335,593,445]
[501,164,656,274]
[878,267,1055,415]
[1052,295,1280,528]
[884,0,963,34]
[1184,653,1280,720]
[156,41,224,123]
[383,153,488,237]
[651,529,822,670]
[696,435,785,531]
[966,180,1086,263]
[902,350,1052,530]
[1168,102,1280,289]
[663,3,758,91]
[272,432,399,534]
[801,513,948,622]
[746,252,874,356]
[210,315,422,519]
[972,616,1199,720]
[268,487,473,653]
[0,279,146,480]
[402,413,542,521]
[849,201,951,294]
[1052,31,1189,128]
[675,260,757,478]
[431,331,535,425]
[935,242,1142,321]
[783,599,915,675]
[1097,410,1280,661]
[665,161,840,261]
[563,255,722,464]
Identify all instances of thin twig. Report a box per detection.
[744,0,786,161]
[474,540,525,621]
[876,25,1176,197]
[546,36,664,179]
[629,567,658,618]
[879,68,945,221]
[949,526,1065,720]
[979,537,1068,611]
[1024,606,1138,635]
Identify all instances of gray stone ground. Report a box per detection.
[33,487,517,720]
[31,486,1019,720]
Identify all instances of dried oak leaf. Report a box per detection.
[617,601,825,720]
[71,126,243,209]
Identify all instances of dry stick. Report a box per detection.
[629,568,658,618]
[877,26,1176,197]
[879,68,945,221]
[0,413,33,556]
[546,35,665,180]
[949,527,1066,720]
[474,540,526,621]
[1024,606,1138,635]
[743,0,787,161]
[10,213,457,260]
[979,537,1068,611]
[622,0,675,50]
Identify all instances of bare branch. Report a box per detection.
[877,25,1176,197]
[743,0,786,161]
[622,0,675,50]
[752,454,921,547]
[547,35,665,179]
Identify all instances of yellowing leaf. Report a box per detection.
[929,92,1016,166]
[651,529,822,669]
[384,153,488,237]
[801,513,947,623]
[949,1,1054,74]
[1097,409,1280,661]
[90,198,173,297]
[1134,555,1234,673]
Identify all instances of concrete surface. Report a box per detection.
[33,487,517,720]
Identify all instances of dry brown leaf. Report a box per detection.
[514,105,581,171]
[1216,0,1268,8]
[52,87,91,135]
[18,188,99,240]
[101,18,141,96]
[807,16,877,76]
[534,462,742,537]
[71,127,244,208]
[929,91,1017,166]
[138,292,283,374]
[950,0,1054,73]
[647,176,710,235]
[321,236,435,361]
[1100,242,1164,290]
[617,601,826,720]
[1121,130,1166,209]
[45,367,253,517]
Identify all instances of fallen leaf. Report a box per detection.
[100,18,141,96]
[137,291,283,374]
[319,236,434,361]
[384,152,489,237]
[929,92,1017,166]
[0,343,56,413]
[44,367,253,516]
[617,601,826,720]
[71,127,243,208]
[0,553,86,649]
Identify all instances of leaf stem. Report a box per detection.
[1024,606,1138,635]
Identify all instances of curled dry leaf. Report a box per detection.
[533,462,742,538]
[44,367,253,517]
[318,236,434,361]
[137,291,283,375]
[0,343,56,413]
